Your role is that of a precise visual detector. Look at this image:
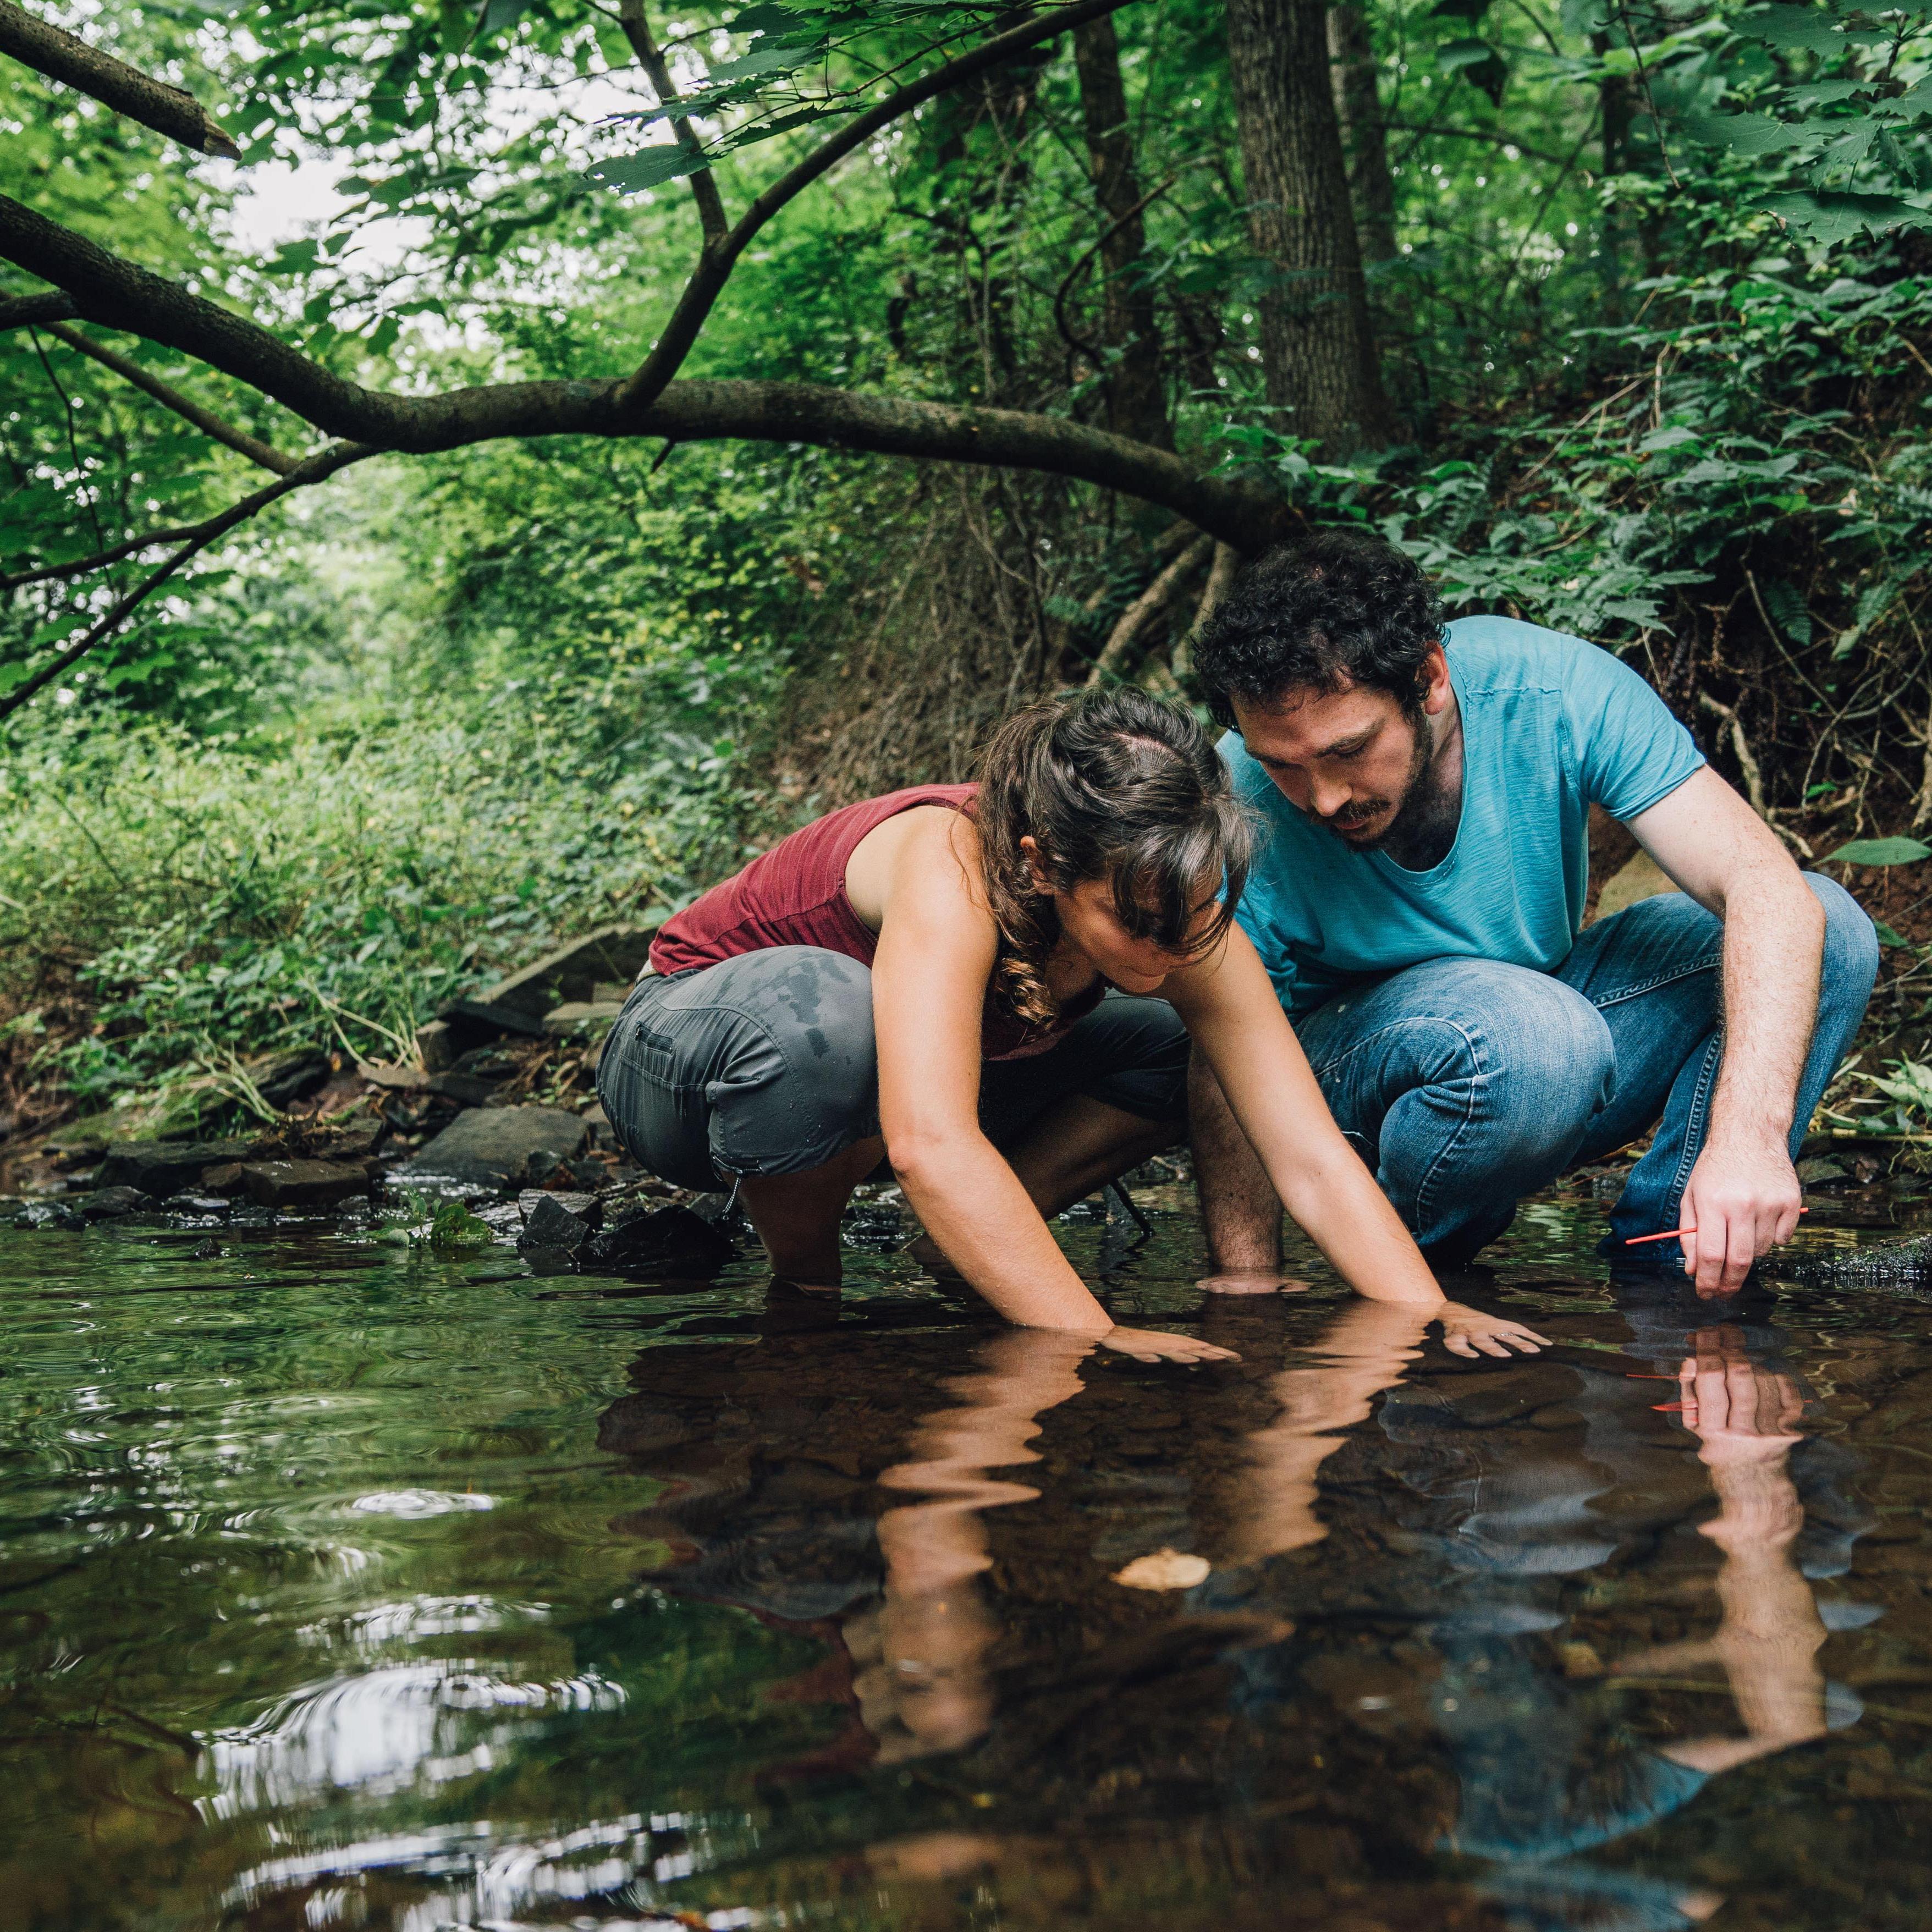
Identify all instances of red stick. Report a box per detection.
[1623,1209,1810,1247]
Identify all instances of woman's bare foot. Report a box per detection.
[1197,1272,1311,1295]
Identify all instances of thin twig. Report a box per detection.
[41,320,294,473]
[0,442,371,724]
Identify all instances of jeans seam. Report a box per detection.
[1313,1016,1485,1235]
[1578,951,1722,1010]
[1667,1031,1724,1208]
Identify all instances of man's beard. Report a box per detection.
[1325,711,1438,852]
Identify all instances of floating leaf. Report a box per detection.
[1823,836,1932,866]
[1112,1548,1212,1591]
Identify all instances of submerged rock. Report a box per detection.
[580,1203,734,1275]
[13,1201,85,1230]
[393,1105,590,1188]
[75,1186,154,1220]
[190,1236,222,1260]
[161,1193,232,1217]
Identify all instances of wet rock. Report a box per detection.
[518,1191,604,1255]
[95,1137,265,1198]
[75,1185,154,1221]
[161,1193,232,1217]
[14,1201,85,1230]
[581,1202,734,1275]
[239,1159,373,1209]
[190,1236,222,1260]
[201,1163,247,1197]
[392,1105,590,1189]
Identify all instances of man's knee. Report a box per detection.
[1348,962,1615,1149]
[1475,973,1617,1133]
[1414,964,1613,1100]
[1802,872,1880,1010]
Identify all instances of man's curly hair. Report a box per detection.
[1192,529,1446,729]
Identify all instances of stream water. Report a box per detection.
[3,1186,1932,1931]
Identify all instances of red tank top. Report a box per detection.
[648,784,1102,1059]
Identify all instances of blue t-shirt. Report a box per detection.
[1224,615,1705,1017]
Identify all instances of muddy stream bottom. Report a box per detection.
[4,1185,1932,1931]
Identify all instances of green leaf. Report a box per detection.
[1760,189,1928,243]
[1683,109,1806,153]
[704,42,818,81]
[478,0,530,35]
[1740,4,1849,53]
[1875,921,1908,946]
[587,145,712,193]
[1437,37,1509,100]
[1823,836,1932,865]
[1430,0,1491,17]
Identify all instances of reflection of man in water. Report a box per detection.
[1379,1284,1869,1930]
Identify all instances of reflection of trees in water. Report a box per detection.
[601,1285,1894,1932]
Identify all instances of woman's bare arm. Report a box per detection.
[871,814,1233,1362]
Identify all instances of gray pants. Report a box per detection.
[596,945,1190,1192]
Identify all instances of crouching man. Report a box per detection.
[1190,530,1879,1297]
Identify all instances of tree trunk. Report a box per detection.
[1593,32,1632,324]
[1227,0,1395,452]
[1072,16,1172,449]
[1325,4,1397,268]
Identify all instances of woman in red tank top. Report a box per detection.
[598,689,1548,1364]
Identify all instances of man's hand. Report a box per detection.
[1678,1133,1803,1297]
[1435,1303,1552,1358]
[1098,1326,1241,1365]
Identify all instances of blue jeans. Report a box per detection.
[1294,875,1879,1262]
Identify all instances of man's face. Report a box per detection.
[1230,645,1451,850]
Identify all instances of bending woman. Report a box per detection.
[598,689,1545,1364]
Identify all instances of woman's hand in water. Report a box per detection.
[1097,1326,1240,1365]
[1434,1302,1551,1358]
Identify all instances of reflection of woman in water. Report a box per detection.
[598,687,1545,1363]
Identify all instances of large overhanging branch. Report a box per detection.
[41,320,294,472]
[0,443,370,724]
[612,0,1133,414]
[0,0,240,157]
[0,194,1289,551]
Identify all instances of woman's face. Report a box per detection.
[1022,840,1219,994]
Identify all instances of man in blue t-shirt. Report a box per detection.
[1190,531,1878,1296]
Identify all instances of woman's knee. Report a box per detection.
[705,948,880,1176]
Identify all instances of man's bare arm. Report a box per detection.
[1624,767,1823,1294]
